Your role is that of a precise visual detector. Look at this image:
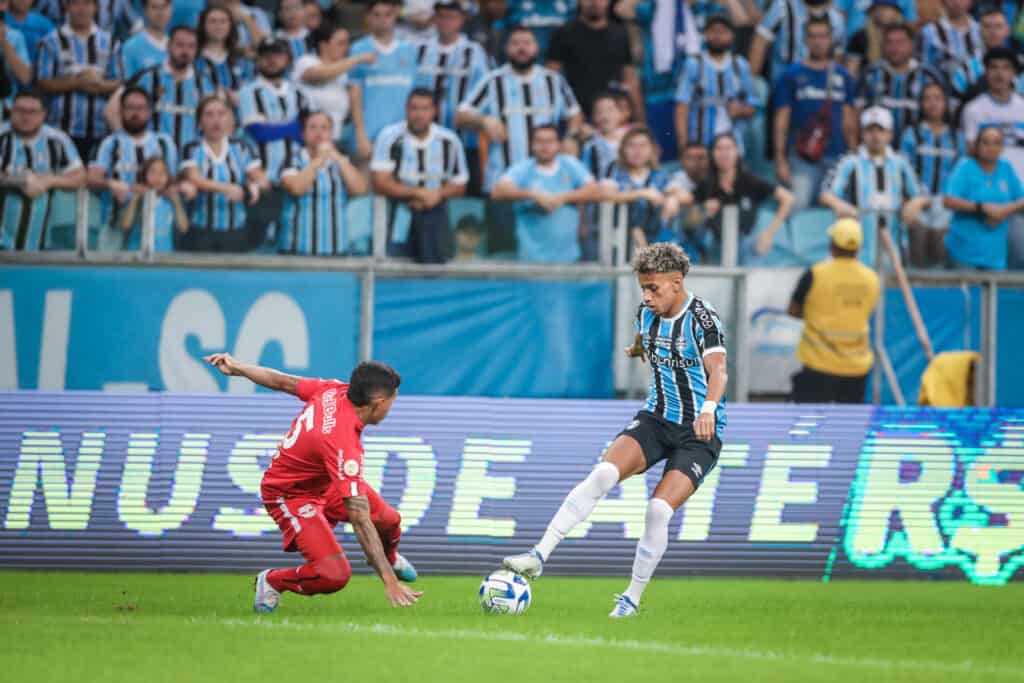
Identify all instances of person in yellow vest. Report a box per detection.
[787,218,881,403]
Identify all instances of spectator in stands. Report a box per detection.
[303,0,323,31]
[581,92,627,180]
[603,126,684,251]
[279,111,368,255]
[491,125,600,262]
[119,27,217,152]
[774,17,857,211]
[546,0,642,123]
[788,218,880,403]
[944,125,1024,269]
[238,36,310,230]
[614,0,699,161]
[900,81,965,266]
[195,5,256,108]
[398,0,437,42]
[36,0,120,161]
[349,0,419,160]
[415,1,489,195]
[0,90,85,251]
[820,106,928,264]
[452,214,485,260]
[119,156,189,252]
[697,132,795,263]
[275,0,311,63]
[960,47,1024,265]
[953,5,1024,104]
[857,23,946,140]
[0,0,31,112]
[465,0,509,63]
[5,0,55,64]
[116,0,171,81]
[506,0,575,54]
[844,0,906,78]
[840,0,914,46]
[673,14,759,155]
[223,0,272,55]
[749,0,847,85]
[88,86,177,233]
[456,25,582,253]
[918,0,982,83]
[294,23,370,145]
[669,142,712,242]
[371,89,468,262]
[181,96,266,252]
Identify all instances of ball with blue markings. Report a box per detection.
[478,569,532,614]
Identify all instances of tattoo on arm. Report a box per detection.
[344,496,395,582]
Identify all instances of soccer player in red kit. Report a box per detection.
[205,353,422,612]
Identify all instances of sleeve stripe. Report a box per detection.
[702,346,727,357]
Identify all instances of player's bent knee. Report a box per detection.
[377,504,401,530]
[646,497,674,527]
[314,555,352,593]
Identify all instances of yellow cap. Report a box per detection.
[828,218,863,251]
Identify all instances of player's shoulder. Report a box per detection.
[688,295,723,323]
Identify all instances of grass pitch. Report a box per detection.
[1,571,1021,683]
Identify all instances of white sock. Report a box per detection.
[624,497,674,605]
[535,461,619,561]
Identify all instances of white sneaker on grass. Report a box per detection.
[502,549,544,578]
[253,569,280,613]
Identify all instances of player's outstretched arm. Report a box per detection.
[343,496,423,607]
[203,353,304,396]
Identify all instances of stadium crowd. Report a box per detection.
[2,0,1024,269]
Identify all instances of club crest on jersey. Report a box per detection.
[297,503,317,518]
[343,459,360,477]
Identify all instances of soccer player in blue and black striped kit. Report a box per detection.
[505,243,728,618]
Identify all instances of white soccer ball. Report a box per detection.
[478,569,532,615]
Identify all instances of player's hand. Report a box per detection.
[23,173,48,199]
[385,580,423,607]
[356,133,373,161]
[420,187,443,209]
[204,352,243,376]
[358,51,377,65]
[109,179,132,204]
[178,180,197,201]
[756,229,774,255]
[693,412,715,442]
[775,157,791,186]
[624,342,646,361]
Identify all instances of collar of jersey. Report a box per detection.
[533,157,563,175]
[60,22,100,39]
[404,122,438,148]
[662,293,693,323]
[436,35,466,53]
[370,35,401,55]
[856,144,896,161]
[141,29,167,50]
[699,51,734,69]
[162,59,195,80]
[277,27,309,40]
[256,76,291,96]
[202,138,232,164]
[504,64,540,81]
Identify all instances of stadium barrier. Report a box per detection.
[0,393,1020,584]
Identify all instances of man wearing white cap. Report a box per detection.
[820,105,928,265]
[787,218,880,403]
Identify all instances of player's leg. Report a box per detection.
[256,498,353,612]
[612,435,721,618]
[504,415,655,578]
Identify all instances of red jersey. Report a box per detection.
[261,378,366,500]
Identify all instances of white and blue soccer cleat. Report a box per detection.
[392,553,418,582]
[502,549,544,579]
[253,569,280,613]
[608,594,639,618]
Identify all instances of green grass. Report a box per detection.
[1,571,1021,683]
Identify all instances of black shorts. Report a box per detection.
[617,411,722,489]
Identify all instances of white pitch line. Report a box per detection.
[32,615,1022,679]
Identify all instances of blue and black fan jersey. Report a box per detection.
[635,295,727,435]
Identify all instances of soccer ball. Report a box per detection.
[478,569,531,615]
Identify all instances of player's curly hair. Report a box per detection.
[632,243,691,276]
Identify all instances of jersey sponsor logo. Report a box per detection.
[625,419,640,430]
[648,351,701,369]
[343,459,360,477]
[297,503,317,518]
[321,388,337,434]
[694,301,717,331]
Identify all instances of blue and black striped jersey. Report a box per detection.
[0,125,82,251]
[635,295,727,434]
